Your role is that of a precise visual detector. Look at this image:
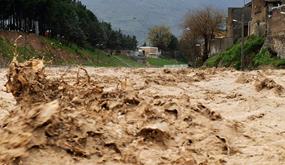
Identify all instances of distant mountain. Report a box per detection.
[80,0,247,43]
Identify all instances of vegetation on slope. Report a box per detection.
[205,36,285,69]
[0,35,182,68]
[0,36,138,67]
[0,37,45,65]
[147,57,185,67]
[253,49,285,67]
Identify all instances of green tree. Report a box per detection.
[148,25,172,50]
[168,35,179,50]
[0,0,137,50]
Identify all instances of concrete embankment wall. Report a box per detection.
[209,38,233,56]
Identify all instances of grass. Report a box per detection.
[205,35,285,69]
[17,46,43,60]
[0,37,44,62]
[45,39,184,67]
[0,38,13,66]
[253,48,285,67]
[205,36,266,69]
[114,55,145,67]
[205,53,222,67]
[0,38,13,58]
[147,57,186,67]
[0,36,183,67]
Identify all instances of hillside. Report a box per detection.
[0,31,184,67]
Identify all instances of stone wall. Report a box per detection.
[250,0,283,36]
[268,6,285,35]
[250,0,268,36]
[266,35,285,59]
[265,6,285,59]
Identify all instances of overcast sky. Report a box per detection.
[80,0,251,42]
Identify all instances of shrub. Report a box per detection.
[205,36,265,69]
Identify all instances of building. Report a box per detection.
[138,46,161,58]
[226,5,252,42]
[224,0,285,59]
[268,4,285,36]
[250,0,284,36]
[264,4,285,58]
[217,4,251,56]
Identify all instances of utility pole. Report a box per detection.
[240,0,245,70]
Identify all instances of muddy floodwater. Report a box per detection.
[0,60,285,165]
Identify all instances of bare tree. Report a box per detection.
[180,31,200,67]
[182,7,223,63]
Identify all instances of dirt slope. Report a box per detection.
[0,60,285,165]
